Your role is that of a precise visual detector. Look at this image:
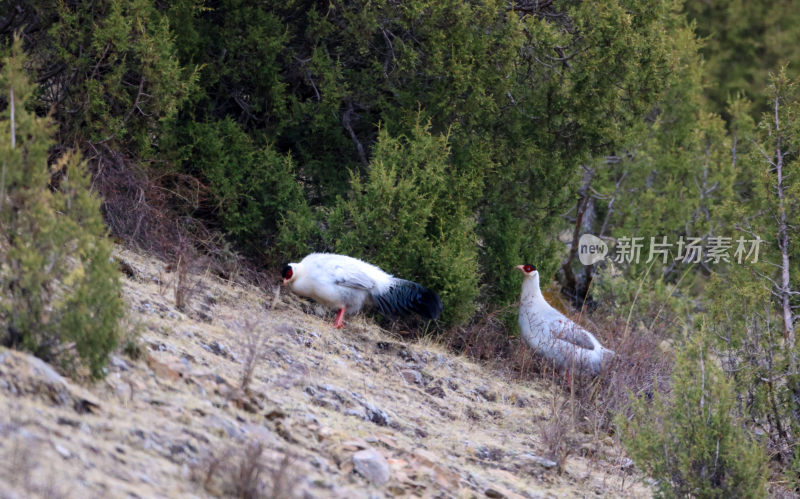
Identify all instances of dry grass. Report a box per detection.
[232,442,267,499]
[235,286,280,392]
[0,436,68,499]
[445,278,674,478]
[540,391,577,474]
[193,442,297,499]
[0,246,654,498]
[234,313,271,393]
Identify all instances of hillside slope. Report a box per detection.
[0,247,649,498]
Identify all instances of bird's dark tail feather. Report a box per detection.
[372,279,442,320]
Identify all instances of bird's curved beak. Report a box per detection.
[282,278,289,286]
[514,265,526,273]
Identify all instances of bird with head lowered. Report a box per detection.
[282,253,442,329]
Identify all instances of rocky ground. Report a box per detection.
[0,247,649,498]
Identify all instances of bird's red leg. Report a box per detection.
[332,307,346,329]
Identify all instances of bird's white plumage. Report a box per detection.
[517,266,613,376]
[282,253,442,328]
[286,253,393,312]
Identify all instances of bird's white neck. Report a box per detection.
[520,273,544,304]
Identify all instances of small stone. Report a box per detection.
[302,413,319,425]
[400,369,422,385]
[54,443,72,459]
[265,408,287,421]
[345,407,367,420]
[146,353,182,381]
[109,355,130,371]
[56,417,80,428]
[203,340,231,359]
[397,348,419,363]
[446,378,460,392]
[425,386,446,398]
[476,386,497,402]
[352,448,390,486]
[364,405,389,426]
[520,453,557,469]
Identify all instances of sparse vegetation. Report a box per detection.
[540,392,577,474]
[193,441,298,499]
[1,437,68,499]
[620,333,768,498]
[237,315,270,393]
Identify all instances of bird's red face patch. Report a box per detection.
[523,264,536,273]
[281,264,294,285]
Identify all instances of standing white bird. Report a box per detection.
[282,253,442,328]
[516,264,613,378]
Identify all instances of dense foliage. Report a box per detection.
[328,120,480,325]
[1,0,699,325]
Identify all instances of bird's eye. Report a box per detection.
[523,264,536,273]
[282,265,293,280]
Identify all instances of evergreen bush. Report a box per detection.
[328,120,480,326]
[0,39,123,378]
[175,118,310,257]
[619,332,768,498]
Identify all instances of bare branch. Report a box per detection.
[598,171,628,238]
[124,75,146,123]
[751,139,777,169]
[10,85,15,149]
[381,28,396,78]
[342,101,368,166]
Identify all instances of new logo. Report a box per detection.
[578,234,608,265]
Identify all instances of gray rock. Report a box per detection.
[24,354,68,386]
[520,453,557,469]
[345,407,367,420]
[205,415,241,439]
[352,448,390,486]
[202,340,232,359]
[475,386,497,402]
[54,443,72,459]
[400,369,422,385]
[362,402,390,427]
[109,355,130,371]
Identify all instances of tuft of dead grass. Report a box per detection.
[234,286,281,393]
[540,391,577,474]
[235,314,271,393]
[192,442,297,499]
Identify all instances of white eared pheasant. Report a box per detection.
[282,253,442,328]
[516,264,613,377]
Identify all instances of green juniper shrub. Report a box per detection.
[0,38,123,378]
[174,118,311,258]
[328,120,480,327]
[619,331,768,498]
